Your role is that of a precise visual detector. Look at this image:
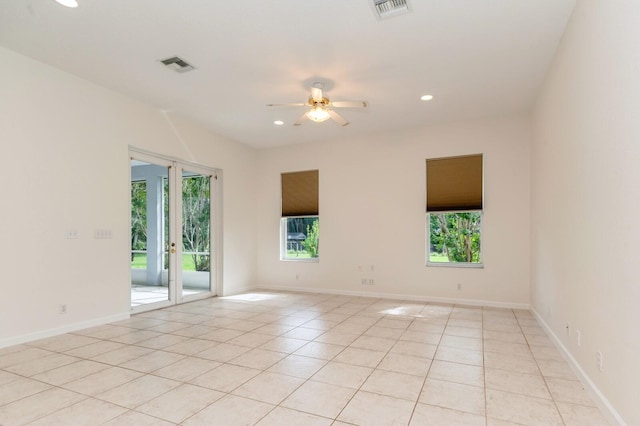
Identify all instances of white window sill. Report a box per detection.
[280,258,319,263]
[426,262,484,269]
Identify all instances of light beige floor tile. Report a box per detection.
[556,401,610,426]
[268,354,327,379]
[152,356,221,382]
[282,327,326,340]
[338,390,414,426]
[536,357,577,380]
[485,367,551,399]
[90,345,153,365]
[486,389,563,425]
[447,319,483,330]
[228,348,286,369]
[0,376,51,405]
[350,335,396,352]
[109,330,162,344]
[484,351,539,375]
[28,334,99,352]
[294,341,345,360]
[315,330,361,345]
[0,387,86,426]
[375,317,412,330]
[190,363,261,392]
[333,347,386,368]
[444,325,483,339]
[255,406,332,426]
[232,371,304,404]
[410,403,486,426]
[435,346,483,366]
[227,332,277,348]
[0,344,29,356]
[0,370,22,386]
[63,340,125,358]
[525,334,555,347]
[378,353,432,376]
[136,383,224,423]
[253,323,295,336]
[529,344,564,360]
[96,375,180,408]
[439,335,483,351]
[62,366,143,396]
[484,329,527,344]
[399,330,441,344]
[145,320,192,334]
[484,340,532,357]
[29,397,127,426]
[428,360,484,387]
[136,333,190,349]
[361,369,424,401]
[6,353,79,376]
[162,337,218,355]
[196,342,250,362]
[281,380,355,418]
[224,319,266,332]
[198,327,245,342]
[364,326,405,339]
[259,336,308,353]
[301,319,339,331]
[545,377,596,406]
[484,320,521,333]
[183,394,274,426]
[119,350,185,373]
[311,361,373,389]
[32,359,110,386]
[420,378,485,416]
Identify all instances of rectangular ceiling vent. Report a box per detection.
[371,0,410,20]
[159,56,196,73]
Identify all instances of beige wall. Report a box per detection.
[531,1,640,424]
[0,47,257,346]
[256,116,531,307]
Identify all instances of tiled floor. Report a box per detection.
[0,291,610,425]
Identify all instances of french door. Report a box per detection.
[130,150,219,312]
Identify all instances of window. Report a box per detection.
[281,170,319,261]
[426,154,483,266]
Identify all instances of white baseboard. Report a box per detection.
[531,308,626,426]
[255,284,530,310]
[0,312,131,349]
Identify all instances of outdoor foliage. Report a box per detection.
[304,219,320,258]
[430,212,481,262]
[131,175,211,271]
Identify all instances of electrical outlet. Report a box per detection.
[361,278,367,285]
[295,274,299,280]
[65,230,78,239]
[576,330,581,347]
[565,323,570,336]
[596,351,603,371]
[368,279,375,285]
[457,283,462,291]
[59,304,67,314]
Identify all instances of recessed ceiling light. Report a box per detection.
[55,0,79,8]
[274,120,284,126]
[421,94,434,101]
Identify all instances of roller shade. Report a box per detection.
[281,170,319,217]
[426,154,483,212]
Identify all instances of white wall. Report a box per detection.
[0,47,257,346]
[256,116,531,307]
[531,1,640,424]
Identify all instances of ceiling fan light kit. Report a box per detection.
[268,82,367,127]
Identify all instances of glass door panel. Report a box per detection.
[180,169,212,299]
[130,157,173,309]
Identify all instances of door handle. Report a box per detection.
[170,242,176,254]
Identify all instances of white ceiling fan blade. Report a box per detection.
[331,101,368,108]
[310,86,323,103]
[266,103,307,108]
[328,110,349,126]
[293,113,309,126]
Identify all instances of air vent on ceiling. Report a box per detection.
[159,56,196,73]
[371,0,410,20]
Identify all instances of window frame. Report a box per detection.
[425,210,484,268]
[280,215,320,262]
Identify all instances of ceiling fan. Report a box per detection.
[267,82,367,127]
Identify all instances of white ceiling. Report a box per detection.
[0,0,575,148]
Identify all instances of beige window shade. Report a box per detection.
[281,170,319,217]
[426,154,483,212]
